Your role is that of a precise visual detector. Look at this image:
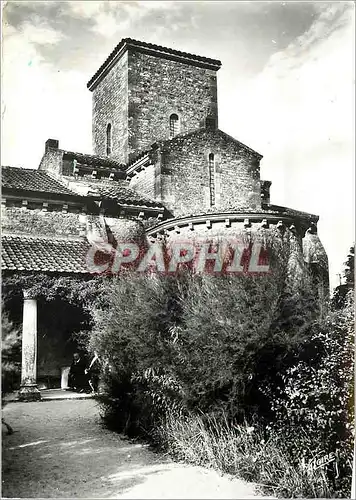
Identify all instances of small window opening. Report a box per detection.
[169,114,179,138]
[106,123,112,156]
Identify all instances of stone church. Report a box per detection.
[1,38,328,400]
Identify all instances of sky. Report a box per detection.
[1,0,354,289]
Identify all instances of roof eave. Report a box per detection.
[87,40,128,91]
[62,150,127,172]
[263,203,319,222]
[126,154,151,178]
[2,187,85,202]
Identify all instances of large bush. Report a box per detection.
[263,291,354,494]
[89,272,185,435]
[89,257,319,436]
[176,270,320,418]
[87,238,353,497]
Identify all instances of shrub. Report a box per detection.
[90,273,185,436]
[88,238,353,497]
[169,271,319,420]
[98,365,186,438]
[158,411,335,498]
[261,291,355,495]
[90,259,319,433]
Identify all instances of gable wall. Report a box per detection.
[154,130,262,217]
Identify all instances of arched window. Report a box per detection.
[106,123,112,156]
[169,114,179,138]
[208,153,215,207]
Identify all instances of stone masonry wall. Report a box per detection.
[1,206,86,238]
[92,51,128,163]
[38,149,64,179]
[153,130,261,217]
[129,164,157,200]
[127,51,218,160]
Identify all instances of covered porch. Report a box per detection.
[16,290,92,401]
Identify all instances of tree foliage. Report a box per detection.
[332,245,354,309]
[1,301,21,396]
[1,273,104,307]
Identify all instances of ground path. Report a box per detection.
[2,395,267,499]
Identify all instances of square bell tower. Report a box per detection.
[87,38,221,164]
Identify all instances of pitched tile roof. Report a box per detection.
[128,129,263,171]
[2,166,78,197]
[126,149,151,168]
[86,183,164,208]
[154,129,263,159]
[2,235,91,273]
[2,166,163,210]
[87,38,222,90]
[62,151,126,171]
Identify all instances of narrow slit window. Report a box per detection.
[209,153,215,206]
[106,123,112,156]
[169,114,179,138]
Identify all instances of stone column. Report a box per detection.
[18,290,41,401]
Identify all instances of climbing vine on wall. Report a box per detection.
[2,272,105,308]
[2,273,107,356]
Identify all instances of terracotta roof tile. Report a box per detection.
[127,129,263,172]
[2,166,78,197]
[62,151,126,171]
[87,183,164,208]
[126,149,151,168]
[2,236,91,274]
[154,129,263,159]
[2,166,163,209]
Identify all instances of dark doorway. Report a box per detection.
[2,294,91,390]
[37,298,91,389]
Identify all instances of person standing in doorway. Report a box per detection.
[85,351,100,394]
[68,352,87,392]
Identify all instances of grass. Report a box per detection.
[157,411,336,498]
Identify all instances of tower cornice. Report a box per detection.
[87,38,222,91]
